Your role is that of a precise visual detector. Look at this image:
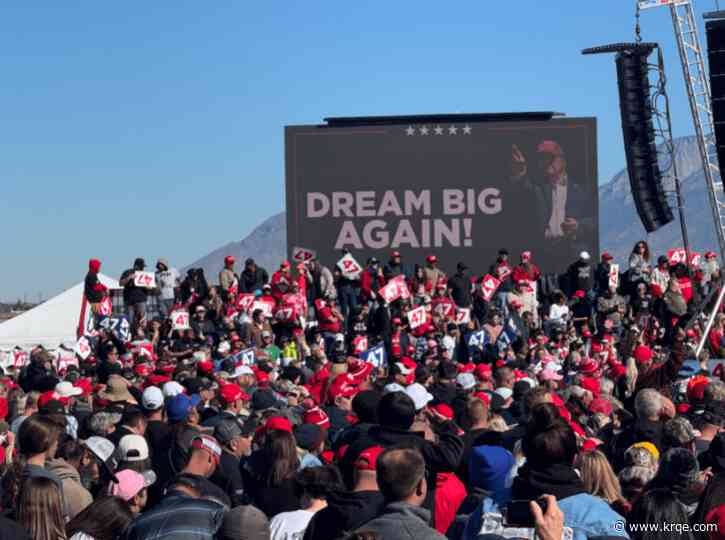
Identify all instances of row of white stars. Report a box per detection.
[405,125,472,136]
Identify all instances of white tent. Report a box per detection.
[0,274,119,350]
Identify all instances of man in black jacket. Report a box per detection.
[119,258,149,326]
[209,417,254,507]
[448,262,473,308]
[338,392,463,522]
[240,258,269,293]
[304,446,386,540]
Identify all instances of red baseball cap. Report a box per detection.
[426,255,437,263]
[474,364,493,381]
[224,256,235,266]
[581,439,599,453]
[219,384,250,404]
[601,252,613,260]
[687,376,709,402]
[429,402,454,420]
[589,397,613,416]
[537,140,563,157]
[579,359,598,374]
[633,345,653,365]
[134,364,153,378]
[579,377,600,398]
[355,446,385,471]
[574,290,585,299]
[255,370,270,387]
[146,374,171,387]
[38,391,68,408]
[197,360,214,375]
[73,378,93,397]
[391,251,401,257]
[265,416,293,433]
[303,406,331,429]
[328,376,359,401]
[472,391,491,405]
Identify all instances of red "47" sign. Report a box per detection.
[407,306,426,329]
[337,253,362,279]
[379,275,411,304]
[455,308,471,325]
[171,311,190,330]
[480,274,501,302]
[134,271,156,288]
[237,293,255,313]
[292,246,316,263]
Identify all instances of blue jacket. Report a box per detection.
[463,493,629,540]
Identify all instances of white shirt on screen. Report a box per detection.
[546,176,568,238]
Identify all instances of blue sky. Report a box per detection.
[0,1,714,300]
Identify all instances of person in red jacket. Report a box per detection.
[512,250,541,284]
[710,314,725,357]
[360,258,385,304]
[84,258,108,314]
[431,279,455,321]
[271,261,292,301]
[316,297,344,343]
[674,263,693,304]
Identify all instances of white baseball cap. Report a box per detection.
[84,436,115,463]
[231,365,254,378]
[405,383,434,411]
[141,386,164,411]
[456,373,477,391]
[580,251,591,261]
[55,381,83,398]
[495,387,513,400]
[116,434,149,462]
[383,383,406,394]
[162,381,185,398]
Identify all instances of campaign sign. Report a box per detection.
[98,297,113,317]
[274,307,295,322]
[237,293,256,313]
[171,311,190,330]
[467,330,488,350]
[608,264,619,290]
[407,306,426,329]
[455,307,471,325]
[337,253,363,279]
[239,348,256,366]
[252,300,275,318]
[292,246,317,263]
[353,335,369,354]
[689,252,702,268]
[134,271,156,288]
[480,274,501,302]
[434,302,454,318]
[75,337,92,360]
[360,344,387,368]
[667,248,687,265]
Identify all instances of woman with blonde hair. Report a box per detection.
[17,476,67,540]
[578,450,628,514]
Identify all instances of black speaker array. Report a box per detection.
[615,49,674,233]
[707,20,725,175]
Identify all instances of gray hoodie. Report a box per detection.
[356,502,446,540]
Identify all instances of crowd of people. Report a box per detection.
[2,241,725,539]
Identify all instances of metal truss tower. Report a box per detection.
[639,0,725,258]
